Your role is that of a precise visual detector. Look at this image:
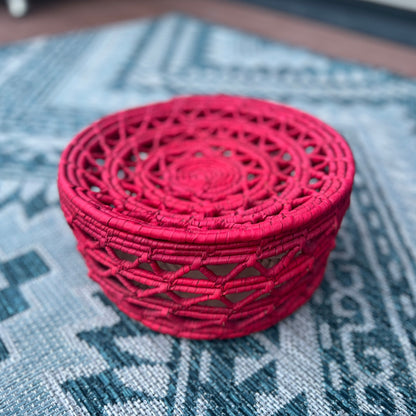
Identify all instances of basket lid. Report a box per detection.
[58,95,355,244]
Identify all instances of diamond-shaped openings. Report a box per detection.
[299,135,331,193]
[92,245,308,311]
[78,103,333,223]
[82,228,309,312]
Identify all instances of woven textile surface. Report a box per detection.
[0,13,416,415]
[58,95,354,339]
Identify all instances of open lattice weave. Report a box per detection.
[58,95,355,339]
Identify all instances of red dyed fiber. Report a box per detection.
[58,95,355,339]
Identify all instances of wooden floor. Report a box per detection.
[0,0,415,77]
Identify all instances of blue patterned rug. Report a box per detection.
[1,13,416,415]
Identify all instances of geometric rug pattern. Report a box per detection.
[0,14,416,415]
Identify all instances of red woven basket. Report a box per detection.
[58,95,354,339]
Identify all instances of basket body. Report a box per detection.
[58,95,355,339]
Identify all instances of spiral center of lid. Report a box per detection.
[172,156,241,199]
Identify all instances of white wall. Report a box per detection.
[361,0,416,12]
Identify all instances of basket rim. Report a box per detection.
[58,94,355,245]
